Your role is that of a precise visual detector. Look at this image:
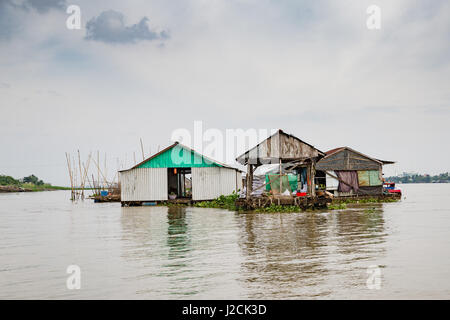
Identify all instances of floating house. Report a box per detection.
[119,142,242,205]
[315,147,395,196]
[236,130,325,198]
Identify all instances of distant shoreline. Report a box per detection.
[0,185,71,193]
[395,182,450,184]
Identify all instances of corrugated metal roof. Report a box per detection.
[323,146,395,165]
[236,129,325,164]
[119,141,242,172]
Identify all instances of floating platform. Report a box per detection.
[121,198,193,207]
[92,194,121,203]
[235,195,332,210]
[330,193,402,203]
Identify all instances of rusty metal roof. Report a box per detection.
[323,146,395,165]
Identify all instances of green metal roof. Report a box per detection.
[136,143,221,169]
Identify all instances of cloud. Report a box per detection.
[0,1,17,39]
[23,0,66,13]
[0,0,66,39]
[85,10,169,44]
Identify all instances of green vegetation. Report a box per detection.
[386,172,450,184]
[192,192,399,214]
[21,183,70,191]
[0,174,69,192]
[0,175,21,186]
[364,207,378,214]
[194,192,240,211]
[255,204,302,213]
[327,203,347,210]
[334,197,399,204]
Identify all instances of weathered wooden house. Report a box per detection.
[236,129,325,198]
[119,142,242,205]
[315,147,394,196]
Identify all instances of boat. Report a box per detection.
[383,181,402,195]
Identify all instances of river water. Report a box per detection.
[0,184,449,299]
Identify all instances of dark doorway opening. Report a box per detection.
[168,168,192,199]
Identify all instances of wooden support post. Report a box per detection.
[279,159,282,194]
[246,164,254,199]
[311,159,316,197]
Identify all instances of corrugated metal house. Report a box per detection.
[315,147,394,196]
[236,129,325,197]
[119,142,242,204]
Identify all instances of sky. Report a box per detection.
[0,0,449,186]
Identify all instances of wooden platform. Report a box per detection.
[235,195,332,210]
[330,193,401,203]
[91,194,121,203]
[121,198,193,207]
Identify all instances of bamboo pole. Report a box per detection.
[78,150,84,199]
[72,155,78,199]
[104,152,107,189]
[97,151,100,191]
[65,152,74,200]
[91,157,109,189]
[140,138,145,161]
[83,163,93,191]
[81,153,92,199]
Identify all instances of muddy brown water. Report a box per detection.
[0,184,449,299]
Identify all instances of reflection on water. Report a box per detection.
[1,184,450,299]
[166,207,190,267]
[236,205,387,298]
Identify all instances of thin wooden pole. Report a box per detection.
[65,152,74,200]
[279,159,282,194]
[140,138,145,160]
[72,155,78,199]
[78,150,84,199]
[104,153,107,189]
[91,157,109,188]
[97,151,100,191]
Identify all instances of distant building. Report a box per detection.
[119,142,242,205]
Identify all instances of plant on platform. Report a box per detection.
[194,192,240,211]
[255,204,301,213]
[327,203,347,210]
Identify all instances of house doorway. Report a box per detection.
[167,168,192,199]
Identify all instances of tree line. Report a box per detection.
[385,172,450,184]
[0,174,47,186]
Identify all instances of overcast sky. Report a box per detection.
[1,0,449,186]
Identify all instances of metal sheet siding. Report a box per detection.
[358,170,382,187]
[326,172,339,190]
[358,171,370,186]
[120,168,168,201]
[192,167,239,200]
[369,170,382,186]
